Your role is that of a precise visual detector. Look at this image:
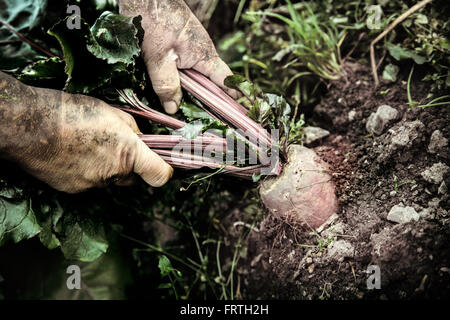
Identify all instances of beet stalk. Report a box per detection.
[116,69,282,177]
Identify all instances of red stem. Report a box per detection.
[179,70,273,147]
[140,134,227,150]
[116,70,282,177]
[154,149,263,178]
[117,107,185,129]
[0,18,56,58]
[182,69,249,116]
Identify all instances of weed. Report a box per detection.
[247,1,345,80]
[393,174,416,192]
[298,227,337,252]
[407,66,450,108]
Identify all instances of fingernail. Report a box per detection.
[163,101,178,114]
[168,165,174,178]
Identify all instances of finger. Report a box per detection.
[133,138,173,187]
[193,56,240,100]
[145,50,182,114]
[110,107,142,134]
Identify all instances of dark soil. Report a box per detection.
[223,62,450,299]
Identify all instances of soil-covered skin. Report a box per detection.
[223,62,450,299]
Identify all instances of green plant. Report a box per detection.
[247,1,345,81]
[157,255,184,299]
[298,228,337,252]
[218,0,349,113]
[407,66,450,108]
[393,174,416,192]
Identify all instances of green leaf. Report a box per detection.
[414,14,428,25]
[175,120,207,139]
[224,74,257,98]
[158,255,173,277]
[252,172,261,182]
[387,43,427,65]
[17,57,66,88]
[56,212,108,262]
[180,100,214,121]
[175,118,229,139]
[48,16,135,94]
[0,197,41,246]
[93,0,118,11]
[265,93,291,134]
[34,202,63,250]
[0,0,47,70]
[87,11,141,65]
[382,63,400,82]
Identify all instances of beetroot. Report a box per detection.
[117,70,338,229]
[259,145,338,230]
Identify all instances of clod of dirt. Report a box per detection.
[324,240,355,262]
[303,126,330,145]
[377,120,425,163]
[366,105,399,136]
[259,145,338,229]
[390,120,424,148]
[428,130,448,155]
[421,162,450,185]
[387,204,420,224]
[438,182,448,195]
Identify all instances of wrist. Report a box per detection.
[0,72,61,161]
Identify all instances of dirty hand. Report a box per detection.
[119,0,238,114]
[0,72,173,193]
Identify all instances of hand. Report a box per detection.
[119,0,239,114]
[0,72,173,193]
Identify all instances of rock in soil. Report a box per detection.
[303,126,330,145]
[428,130,448,155]
[325,240,355,262]
[387,204,420,224]
[421,162,450,185]
[366,105,399,136]
[390,120,424,148]
[259,145,338,229]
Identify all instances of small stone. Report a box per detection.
[288,250,296,261]
[391,120,424,148]
[428,130,448,154]
[348,110,357,122]
[428,198,440,210]
[390,190,397,197]
[308,264,315,274]
[440,267,450,273]
[438,181,448,195]
[421,162,450,185]
[366,105,399,135]
[418,208,432,218]
[306,257,313,264]
[326,240,355,262]
[387,204,420,224]
[303,126,330,145]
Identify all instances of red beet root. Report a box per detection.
[259,145,338,230]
